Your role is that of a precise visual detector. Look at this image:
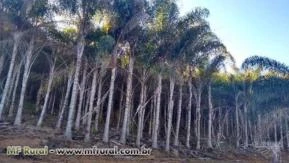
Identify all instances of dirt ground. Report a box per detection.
[0,123,288,163]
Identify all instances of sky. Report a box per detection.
[177,0,289,67]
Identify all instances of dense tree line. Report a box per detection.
[0,0,289,153]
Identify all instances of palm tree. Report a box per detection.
[36,55,56,127]
[117,0,148,145]
[56,0,100,140]
[0,0,50,121]
[174,8,228,149]
[82,25,115,142]
[205,53,234,149]
[242,56,289,75]
[0,1,24,119]
[102,0,147,143]
[241,56,289,148]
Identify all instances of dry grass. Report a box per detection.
[0,122,287,163]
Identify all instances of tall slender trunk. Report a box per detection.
[231,113,234,139]
[152,74,162,148]
[0,32,22,119]
[116,84,124,131]
[226,113,229,137]
[248,119,253,144]
[0,54,5,76]
[280,116,284,148]
[103,67,117,142]
[8,63,22,117]
[98,101,104,126]
[136,89,144,147]
[267,121,270,141]
[50,93,56,115]
[186,79,193,148]
[82,91,90,126]
[14,38,34,125]
[208,82,213,148]
[94,64,105,132]
[6,67,17,108]
[65,37,85,140]
[35,79,43,113]
[136,70,147,147]
[148,99,154,136]
[126,93,133,138]
[121,57,134,144]
[151,94,157,140]
[285,117,289,148]
[195,84,202,150]
[75,60,88,131]
[244,103,249,148]
[174,84,182,146]
[217,107,222,145]
[36,63,55,127]
[84,70,98,142]
[140,86,147,140]
[257,114,261,145]
[274,114,277,143]
[235,96,240,147]
[56,71,73,129]
[165,77,175,151]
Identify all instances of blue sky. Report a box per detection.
[177,0,289,67]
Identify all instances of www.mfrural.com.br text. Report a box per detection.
[6,145,152,156]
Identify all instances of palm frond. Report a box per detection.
[242,55,289,74]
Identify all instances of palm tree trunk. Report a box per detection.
[36,62,55,127]
[274,114,277,143]
[148,99,154,136]
[56,71,73,129]
[14,38,34,125]
[136,85,145,147]
[174,84,182,146]
[84,69,98,142]
[186,79,193,148]
[151,95,157,140]
[0,32,22,119]
[116,84,124,131]
[285,117,289,148]
[65,37,85,140]
[6,68,17,108]
[140,86,147,140]
[165,77,175,151]
[280,117,284,148]
[195,84,202,150]
[75,60,88,131]
[82,90,90,126]
[208,82,213,148]
[35,79,43,113]
[257,114,261,145]
[94,65,105,132]
[244,103,249,148]
[0,54,5,76]
[267,122,270,141]
[50,93,56,115]
[217,107,222,146]
[235,96,240,147]
[103,67,117,142]
[248,120,253,145]
[152,74,162,148]
[136,70,147,147]
[121,57,134,144]
[8,63,22,117]
[226,113,229,137]
[126,93,133,139]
